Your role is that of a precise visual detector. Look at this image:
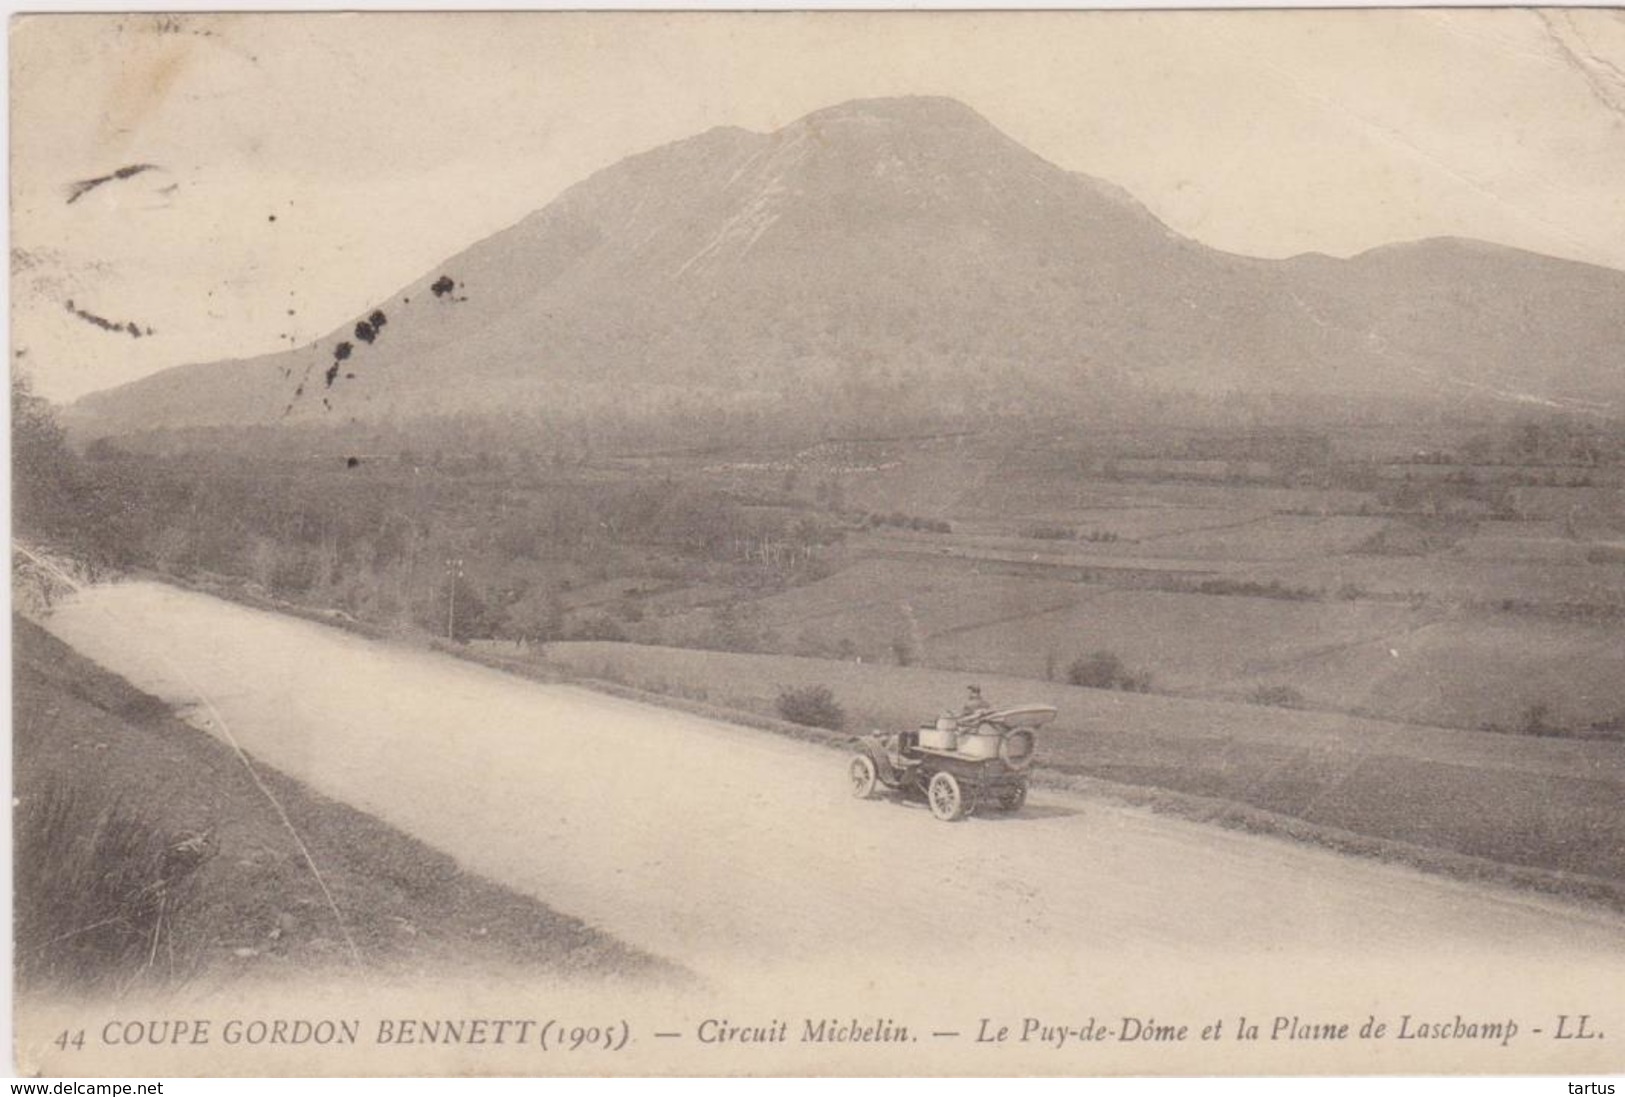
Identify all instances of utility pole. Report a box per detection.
[445,557,463,639]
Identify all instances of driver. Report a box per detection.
[959,684,993,726]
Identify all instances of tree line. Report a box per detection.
[14,374,843,643]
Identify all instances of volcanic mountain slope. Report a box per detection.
[72,96,1625,436]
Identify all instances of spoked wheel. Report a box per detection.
[849,754,879,799]
[996,782,1028,813]
[927,771,966,821]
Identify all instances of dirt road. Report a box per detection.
[43,581,1625,993]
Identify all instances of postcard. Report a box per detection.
[11,9,1624,1078]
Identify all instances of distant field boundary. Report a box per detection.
[130,569,1625,916]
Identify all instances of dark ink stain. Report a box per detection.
[431,275,455,298]
[64,299,153,338]
[354,321,376,344]
[368,309,387,330]
[345,372,356,380]
[268,214,277,223]
[66,164,159,204]
[334,341,353,361]
[294,385,304,397]
[325,362,341,388]
[345,456,361,469]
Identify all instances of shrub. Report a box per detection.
[1194,578,1318,601]
[1067,651,1121,688]
[1248,684,1305,709]
[1517,703,1559,738]
[776,685,846,731]
[1066,651,1152,693]
[890,635,915,667]
[1487,709,1625,741]
[866,512,951,534]
[1587,714,1625,741]
[1121,669,1152,693]
[1020,524,1077,541]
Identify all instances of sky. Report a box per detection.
[11,9,1625,403]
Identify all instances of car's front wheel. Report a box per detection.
[927,771,966,821]
[850,753,879,799]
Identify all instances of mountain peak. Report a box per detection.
[69,95,1625,434]
[792,95,994,131]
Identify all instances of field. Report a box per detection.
[636,437,1625,733]
[536,639,1625,889]
[520,421,1625,890]
[36,410,1625,897]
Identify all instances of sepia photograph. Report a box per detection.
[9,9,1625,1079]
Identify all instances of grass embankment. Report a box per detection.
[13,616,679,996]
[529,640,1625,901]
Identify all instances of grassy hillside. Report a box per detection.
[13,616,676,994]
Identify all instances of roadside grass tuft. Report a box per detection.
[15,779,212,991]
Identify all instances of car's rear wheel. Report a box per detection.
[928,771,966,821]
[850,754,878,799]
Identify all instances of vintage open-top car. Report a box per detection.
[848,704,1057,820]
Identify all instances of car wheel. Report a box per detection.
[928,771,965,821]
[850,753,879,799]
